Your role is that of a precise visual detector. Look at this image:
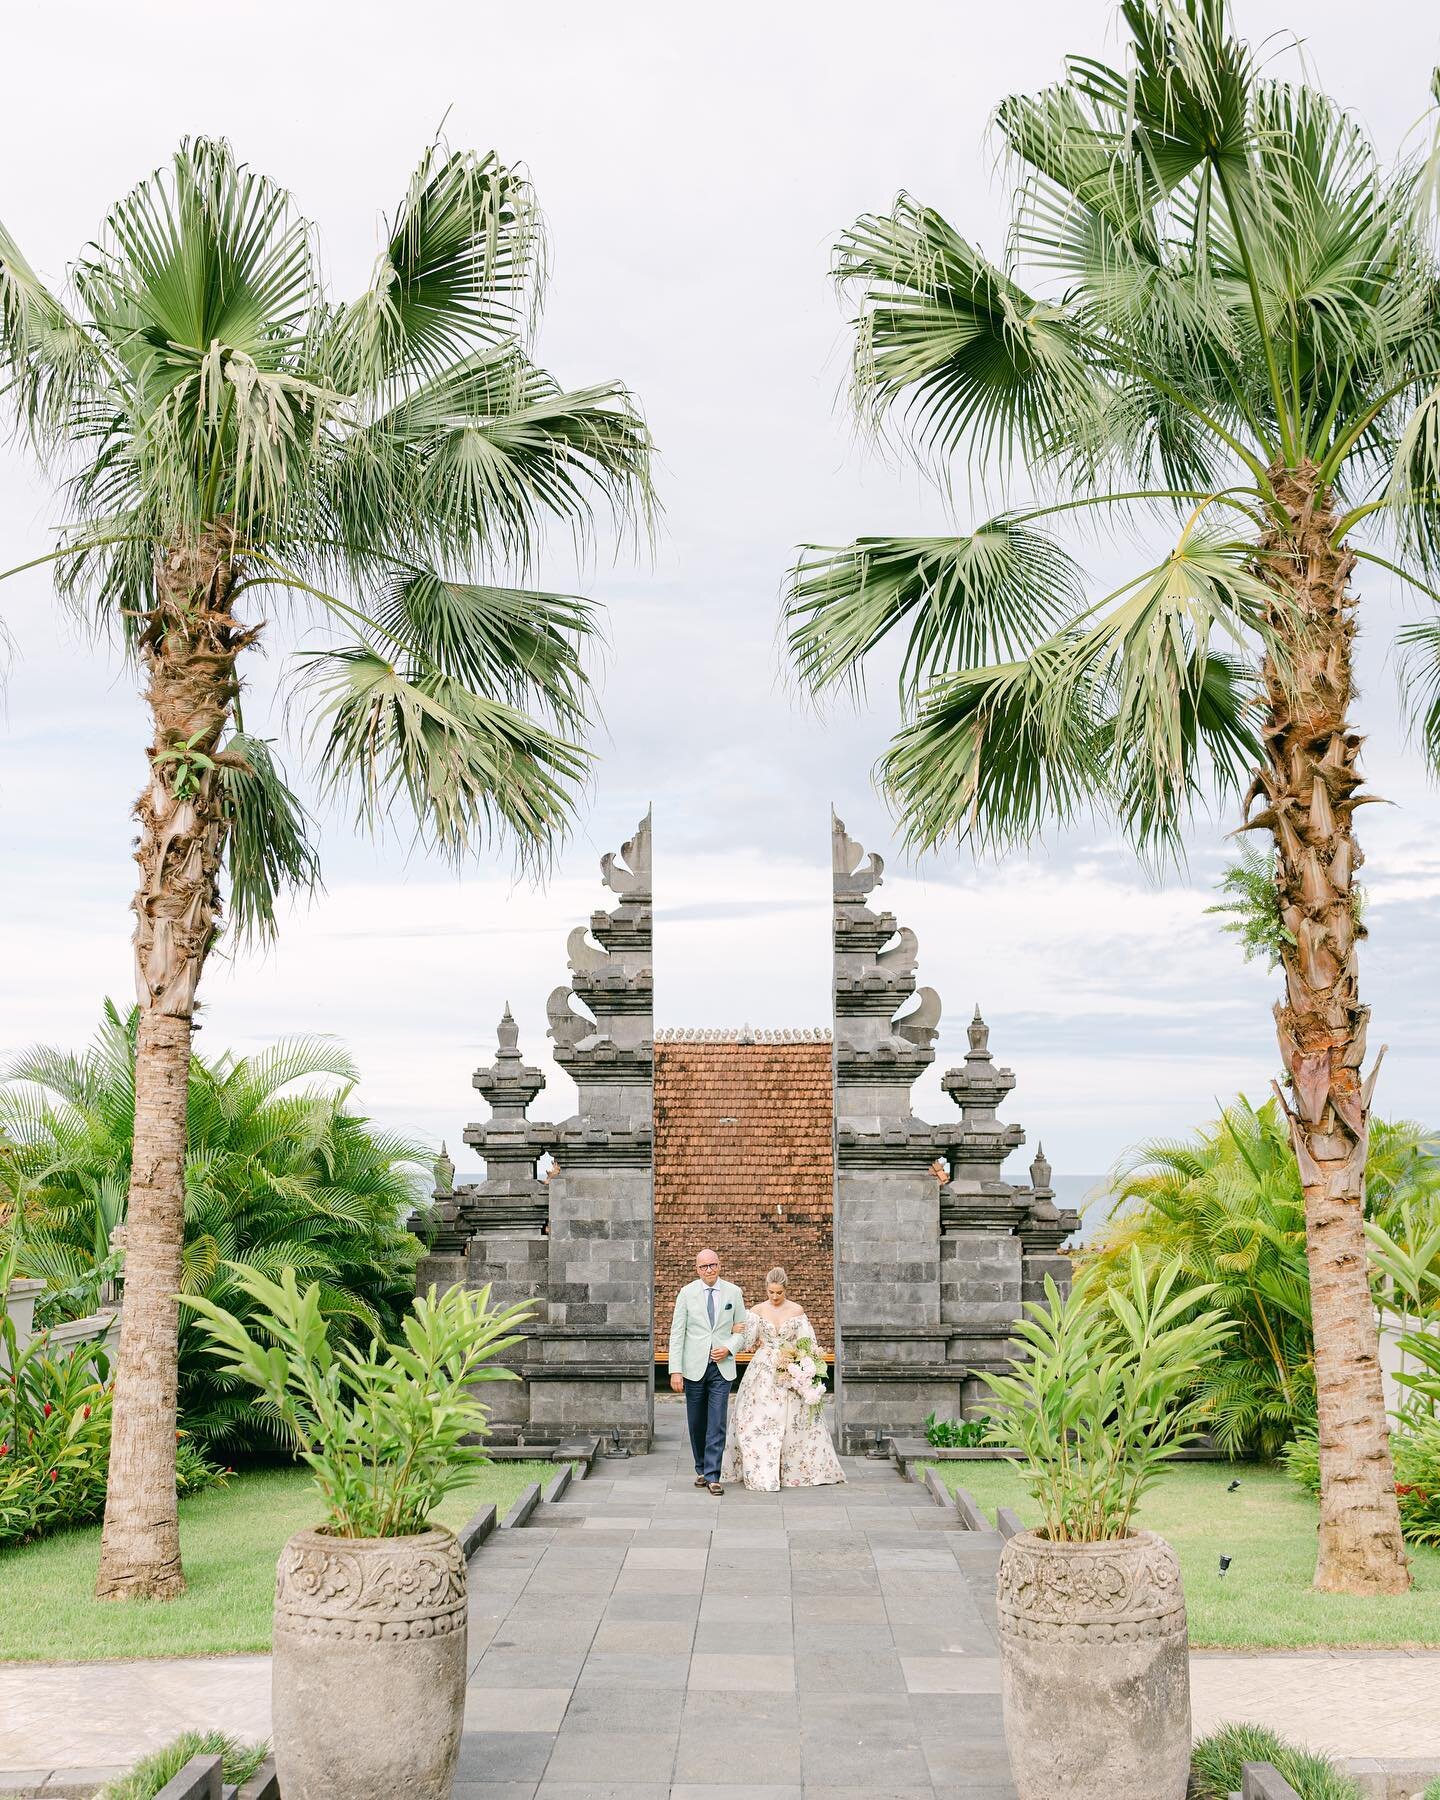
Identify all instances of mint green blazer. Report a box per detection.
[667,1278,748,1381]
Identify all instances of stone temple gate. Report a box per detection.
[413,810,1077,1453]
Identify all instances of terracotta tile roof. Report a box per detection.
[654,1039,834,1353]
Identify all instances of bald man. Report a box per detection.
[668,1249,748,1493]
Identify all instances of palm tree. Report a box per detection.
[0,1001,428,1450]
[0,139,651,1598]
[784,1,1440,1592]
[1088,1098,1440,1457]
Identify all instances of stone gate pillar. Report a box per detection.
[831,812,951,1451]
[830,813,1078,1446]
[529,812,656,1448]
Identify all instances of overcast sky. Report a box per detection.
[3,0,1439,1207]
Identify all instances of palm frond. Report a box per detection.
[0,219,109,454]
[217,733,322,946]
[373,568,597,726]
[331,145,542,392]
[1398,612,1440,771]
[332,346,652,573]
[296,644,589,866]
[881,647,1109,853]
[881,531,1267,858]
[836,196,1101,473]
[784,520,1084,700]
[75,136,328,536]
[1071,0,1253,196]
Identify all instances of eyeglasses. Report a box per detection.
[697,1261,719,1270]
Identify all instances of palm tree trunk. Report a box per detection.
[1252,463,1409,1596]
[95,527,242,1601]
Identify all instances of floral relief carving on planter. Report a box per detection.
[996,1530,1186,1643]
[274,1528,467,1642]
[997,1529,1192,1800]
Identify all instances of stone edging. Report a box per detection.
[949,1485,992,1533]
[542,1464,573,1505]
[458,1503,497,1558]
[499,1481,542,1531]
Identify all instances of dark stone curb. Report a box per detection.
[542,1463,573,1505]
[458,1502,497,1558]
[235,1760,280,1800]
[949,1485,991,1533]
[498,1480,542,1531]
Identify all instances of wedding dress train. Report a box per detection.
[720,1313,845,1491]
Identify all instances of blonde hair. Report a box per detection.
[765,1267,788,1290]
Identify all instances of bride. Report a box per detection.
[721,1267,845,1491]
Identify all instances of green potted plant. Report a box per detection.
[982,1250,1230,1800]
[187,1269,530,1800]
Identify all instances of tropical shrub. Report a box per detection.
[1086,1099,1440,1455]
[1190,1722,1359,1800]
[924,1412,992,1449]
[981,1250,1231,1541]
[0,1003,429,1449]
[186,1269,530,1537]
[1282,1420,1440,1547]
[1,1265,223,1547]
[100,1731,268,1800]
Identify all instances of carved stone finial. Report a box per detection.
[566,924,610,974]
[893,986,942,1048]
[875,926,919,977]
[497,1005,519,1055]
[831,809,884,898]
[601,809,652,898]
[1030,1142,1053,1194]
[434,1141,456,1194]
[968,1006,990,1055]
[546,985,597,1049]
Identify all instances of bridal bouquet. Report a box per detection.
[777,1333,828,1418]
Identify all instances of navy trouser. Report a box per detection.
[684,1360,733,1482]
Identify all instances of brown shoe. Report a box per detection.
[708,1481,724,1496]
[694,1476,708,1488]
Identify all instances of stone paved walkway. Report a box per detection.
[458,1402,1013,1798]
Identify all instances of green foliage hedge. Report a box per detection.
[0,1310,223,1548]
[1283,1423,1440,1546]
[1086,1097,1440,1455]
[1190,1723,1359,1799]
[100,1731,268,1800]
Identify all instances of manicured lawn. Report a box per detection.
[0,1461,552,1664]
[922,1459,1440,1649]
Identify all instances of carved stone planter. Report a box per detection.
[996,1529,1190,1800]
[272,1526,467,1800]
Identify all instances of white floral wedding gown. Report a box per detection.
[721,1313,846,1491]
